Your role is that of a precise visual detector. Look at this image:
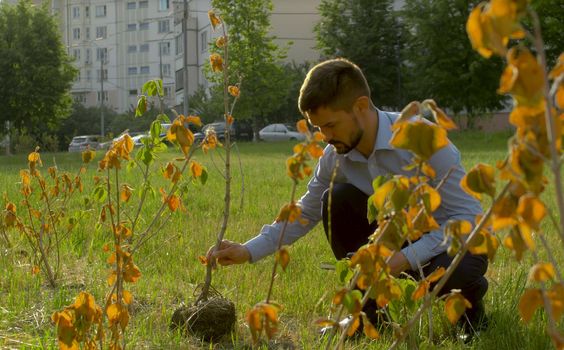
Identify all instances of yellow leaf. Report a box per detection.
[123,290,133,305]
[412,280,430,301]
[503,226,530,261]
[445,219,473,237]
[549,53,564,79]
[276,246,290,271]
[427,267,446,283]
[82,149,96,163]
[347,316,360,337]
[31,265,40,275]
[313,131,324,142]
[307,143,324,159]
[215,36,226,48]
[528,263,555,282]
[123,261,141,283]
[185,115,202,127]
[246,307,263,332]
[492,194,519,231]
[275,202,302,223]
[460,163,496,199]
[518,288,543,323]
[190,161,203,178]
[397,101,421,124]
[419,183,441,212]
[466,3,507,58]
[198,255,208,265]
[228,85,240,97]
[421,162,436,178]
[548,283,564,321]
[499,47,545,107]
[445,293,472,324]
[468,230,500,261]
[209,53,223,72]
[517,194,546,230]
[261,303,280,323]
[423,99,458,130]
[207,10,221,29]
[120,184,132,202]
[390,120,449,160]
[372,180,395,210]
[361,314,380,339]
[556,83,564,109]
[297,119,309,134]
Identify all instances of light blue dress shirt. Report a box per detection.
[244,110,483,270]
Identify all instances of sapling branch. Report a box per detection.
[537,234,564,284]
[388,182,511,349]
[530,9,564,244]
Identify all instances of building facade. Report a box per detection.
[11,0,321,113]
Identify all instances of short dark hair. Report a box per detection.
[298,58,371,116]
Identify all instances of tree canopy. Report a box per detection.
[208,0,291,129]
[0,0,76,139]
[315,0,405,109]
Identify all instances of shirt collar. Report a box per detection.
[343,109,396,161]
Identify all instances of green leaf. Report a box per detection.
[153,141,168,153]
[391,187,410,212]
[126,160,136,172]
[156,113,171,124]
[372,175,387,192]
[343,289,362,313]
[92,186,107,203]
[335,259,352,284]
[150,121,162,139]
[156,79,164,97]
[135,95,147,117]
[142,80,157,96]
[140,147,154,166]
[200,168,208,185]
[367,198,378,223]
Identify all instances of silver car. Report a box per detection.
[258,123,306,142]
[68,135,101,152]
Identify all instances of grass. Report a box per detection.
[0,131,562,349]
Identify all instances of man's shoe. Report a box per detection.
[457,300,489,343]
[319,316,358,339]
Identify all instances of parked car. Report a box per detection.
[258,123,306,142]
[68,135,101,152]
[194,119,253,143]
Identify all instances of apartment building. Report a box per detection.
[7,0,321,113]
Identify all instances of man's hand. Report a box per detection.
[206,239,251,267]
[388,251,411,277]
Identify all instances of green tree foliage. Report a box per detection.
[56,103,117,148]
[315,0,405,109]
[264,62,310,124]
[529,0,563,67]
[188,85,224,124]
[209,0,291,134]
[0,1,76,139]
[401,0,507,127]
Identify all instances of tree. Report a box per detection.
[315,0,406,109]
[529,0,563,67]
[264,62,310,124]
[402,0,506,128]
[0,1,76,140]
[209,0,291,138]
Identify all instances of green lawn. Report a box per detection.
[0,131,561,349]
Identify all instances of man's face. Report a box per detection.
[308,106,363,154]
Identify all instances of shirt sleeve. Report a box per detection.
[243,147,336,263]
[400,141,483,271]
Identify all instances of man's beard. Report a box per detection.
[329,129,363,154]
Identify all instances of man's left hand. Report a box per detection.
[388,251,410,276]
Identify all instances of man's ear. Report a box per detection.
[353,96,371,114]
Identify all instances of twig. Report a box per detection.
[537,233,564,284]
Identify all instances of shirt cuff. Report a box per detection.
[400,229,447,271]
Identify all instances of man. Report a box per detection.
[207,58,488,338]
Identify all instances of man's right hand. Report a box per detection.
[206,239,251,267]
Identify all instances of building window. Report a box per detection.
[158,0,169,11]
[75,70,81,82]
[127,45,137,53]
[73,28,80,40]
[127,2,136,9]
[162,64,171,77]
[175,69,183,91]
[96,26,107,39]
[140,66,150,74]
[85,27,90,40]
[96,48,108,62]
[97,69,108,81]
[139,44,149,52]
[139,22,149,30]
[159,42,170,56]
[74,93,86,103]
[129,89,138,96]
[201,30,208,53]
[86,70,91,81]
[85,49,91,63]
[164,86,171,96]
[158,20,169,33]
[175,34,183,55]
[97,91,108,102]
[127,24,136,31]
[139,1,148,8]
[95,5,107,17]
[128,67,138,75]
[72,49,81,61]
[72,6,80,18]
[85,6,89,17]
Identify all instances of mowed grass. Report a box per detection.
[0,130,562,349]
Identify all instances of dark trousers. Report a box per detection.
[321,183,488,319]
